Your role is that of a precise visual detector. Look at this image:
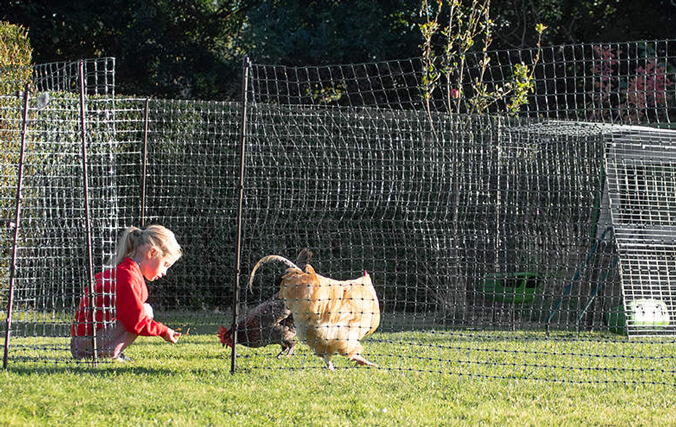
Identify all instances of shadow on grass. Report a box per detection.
[5,359,234,376]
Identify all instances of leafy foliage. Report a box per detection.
[2,1,676,100]
[490,0,676,48]
[587,44,675,123]
[1,0,249,99]
[0,21,32,95]
[418,0,545,115]
[243,0,421,65]
[0,22,33,303]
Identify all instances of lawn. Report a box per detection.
[1,323,675,426]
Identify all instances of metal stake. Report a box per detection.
[79,60,98,366]
[232,56,251,374]
[3,84,31,370]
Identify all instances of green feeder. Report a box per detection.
[481,272,542,304]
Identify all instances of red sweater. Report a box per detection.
[71,257,168,337]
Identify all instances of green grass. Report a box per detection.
[2,325,676,425]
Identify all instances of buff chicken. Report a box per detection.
[248,252,380,370]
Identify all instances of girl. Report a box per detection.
[70,225,183,361]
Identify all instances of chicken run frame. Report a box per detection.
[2,39,676,384]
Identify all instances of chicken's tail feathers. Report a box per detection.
[247,255,301,290]
[295,248,313,270]
[217,326,232,348]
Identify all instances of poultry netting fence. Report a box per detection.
[1,40,676,384]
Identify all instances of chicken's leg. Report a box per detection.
[350,354,377,368]
[324,354,335,371]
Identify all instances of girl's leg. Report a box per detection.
[99,321,138,358]
[70,335,92,360]
[70,305,153,360]
[70,321,138,360]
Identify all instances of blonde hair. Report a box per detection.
[111,225,182,266]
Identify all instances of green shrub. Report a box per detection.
[0,21,32,94]
[0,22,32,307]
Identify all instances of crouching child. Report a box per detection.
[70,225,182,362]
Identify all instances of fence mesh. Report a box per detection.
[1,41,676,384]
[0,87,119,365]
[32,58,115,95]
[250,40,675,125]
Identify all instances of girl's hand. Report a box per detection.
[163,328,181,343]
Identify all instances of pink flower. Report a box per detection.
[591,45,619,83]
[626,59,674,108]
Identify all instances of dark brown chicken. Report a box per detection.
[217,294,296,358]
[217,249,313,358]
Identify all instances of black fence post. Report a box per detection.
[3,84,31,370]
[232,56,251,374]
[79,60,98,367]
